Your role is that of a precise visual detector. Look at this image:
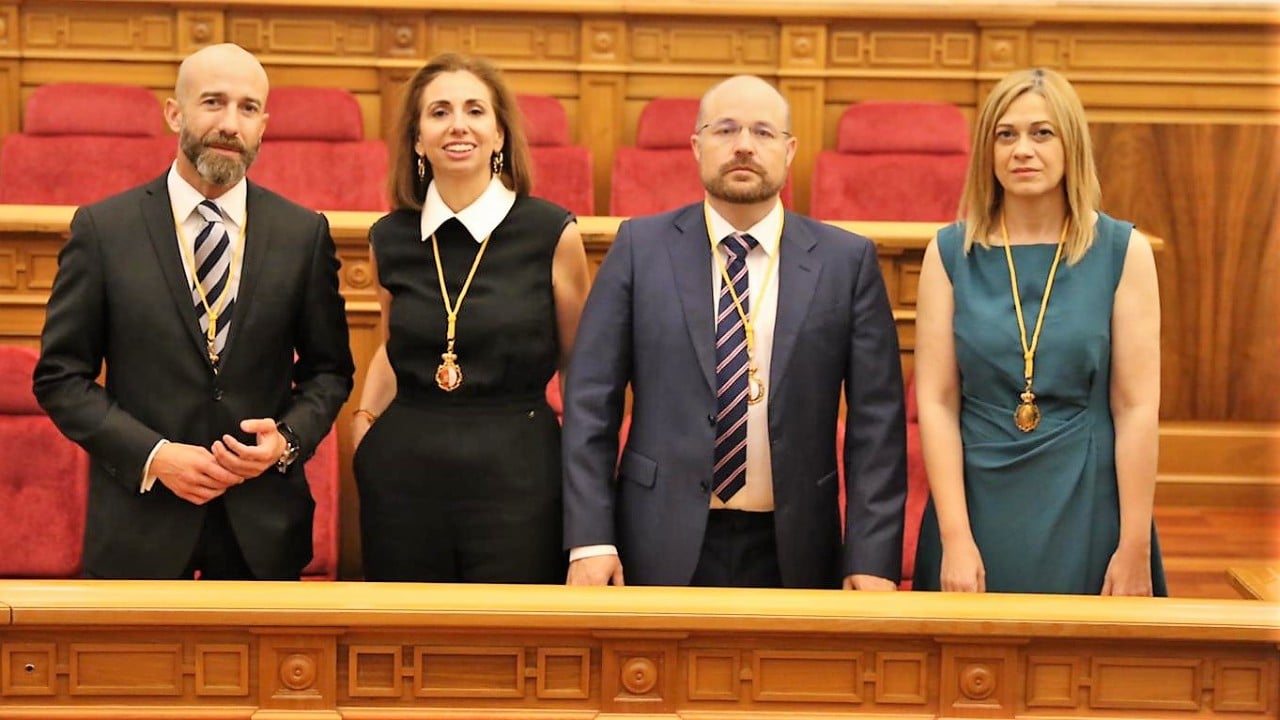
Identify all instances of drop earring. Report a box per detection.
[416,155,426,182]
[491,150,504,177]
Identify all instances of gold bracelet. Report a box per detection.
[352,408,378,423]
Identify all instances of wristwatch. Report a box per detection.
[275,421,301,473]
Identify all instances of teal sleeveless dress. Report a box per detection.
[913,213,1167,595]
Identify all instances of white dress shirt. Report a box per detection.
[139,165,249,492]
[570,200,784,562]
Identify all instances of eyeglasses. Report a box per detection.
[696,119,792,145]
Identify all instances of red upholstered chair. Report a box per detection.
[248,87,389,211]
[300,425,340,580]
[0,345,90,578]
[610,97,792,217]
[836,376,929,589]
[518,95,595,216]
[810,101,969,221]
[0,83,173,205]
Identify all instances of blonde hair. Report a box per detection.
[959,67,1101,264]
[388,53,533,211]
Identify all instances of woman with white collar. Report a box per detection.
[352,53,590,582]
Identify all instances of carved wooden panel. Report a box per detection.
[380,15,424,59]
[1026,655,1080,708]
[537,647,590,700]
[582,18,626,65]
[0,3,16,51]
[1090,656,1203,711]
[781,24,826,70]
[1,643,56,696]
[753,650,864,703]
[347,644,403,698]
[1036,28,1277,75]
[414,646,524,698]
[830,25,976,68]
[68,643,183,696]
[194,644,249,696]
[629,21,777,67]
[876,651,929,705]
[175,9,223,54]
[430,15,578,61]
[1215,659,1272,713]
[23,5,175,52]
[228,12,379,56]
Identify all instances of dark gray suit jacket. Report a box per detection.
[33,173,354,579]
[562,202,906,588]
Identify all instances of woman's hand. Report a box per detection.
[940,536,986,592]
[1101,543,1153,596]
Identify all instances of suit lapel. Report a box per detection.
[769,213,820,397]
[667,205,717,394]
[222,182,271,357]
[141,175,212,366]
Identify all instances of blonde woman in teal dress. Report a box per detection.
[912,68,1167,595]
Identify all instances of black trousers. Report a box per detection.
[691,509,783,588]
[354,397,566,583]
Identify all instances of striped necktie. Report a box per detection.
[712,231,758,503]
[192,199,233,359]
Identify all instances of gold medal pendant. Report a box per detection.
[1014,390,1040,432]
[436,351,462,392]
[206,335,220,371]
[747,366,766,405]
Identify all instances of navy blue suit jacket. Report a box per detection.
[562,202,906,588]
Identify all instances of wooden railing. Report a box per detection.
[0,580,1276,719]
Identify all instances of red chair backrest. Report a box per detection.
[611,97,792,217]
[248,87,389,211]
[0,345,90,578]
[0,83,173,205]
[518,94,595,216]
[810,101,968,221]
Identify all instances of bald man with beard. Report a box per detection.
[563,75,906,589]
[34,43,354,580]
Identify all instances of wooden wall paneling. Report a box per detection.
[1093,123,1280,421]
[0,60,18,138]
[227,9,381,59]
[175,7,224,55]
[579,73,626,216]
[20,2,177,57]
[428,13,579,63]
[779,22,827,214]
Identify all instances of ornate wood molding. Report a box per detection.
[0,580,1276,718]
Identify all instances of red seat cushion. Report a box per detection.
[0,346,89,578]
[301,426,340,580]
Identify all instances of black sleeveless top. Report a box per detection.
[369,196,572,405]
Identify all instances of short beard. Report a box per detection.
[702,161,784,205]
[180,128,257,188]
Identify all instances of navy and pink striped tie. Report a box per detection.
[712,232,757,502]
[192,199,233,359]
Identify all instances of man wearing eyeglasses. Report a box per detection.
[563,74,907,589]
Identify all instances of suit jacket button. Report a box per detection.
[212,388,223,401]
[700,480,710,493]
[706,413,716,426]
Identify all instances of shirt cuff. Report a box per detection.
[569,544,618,563]
[140,439,168,493]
